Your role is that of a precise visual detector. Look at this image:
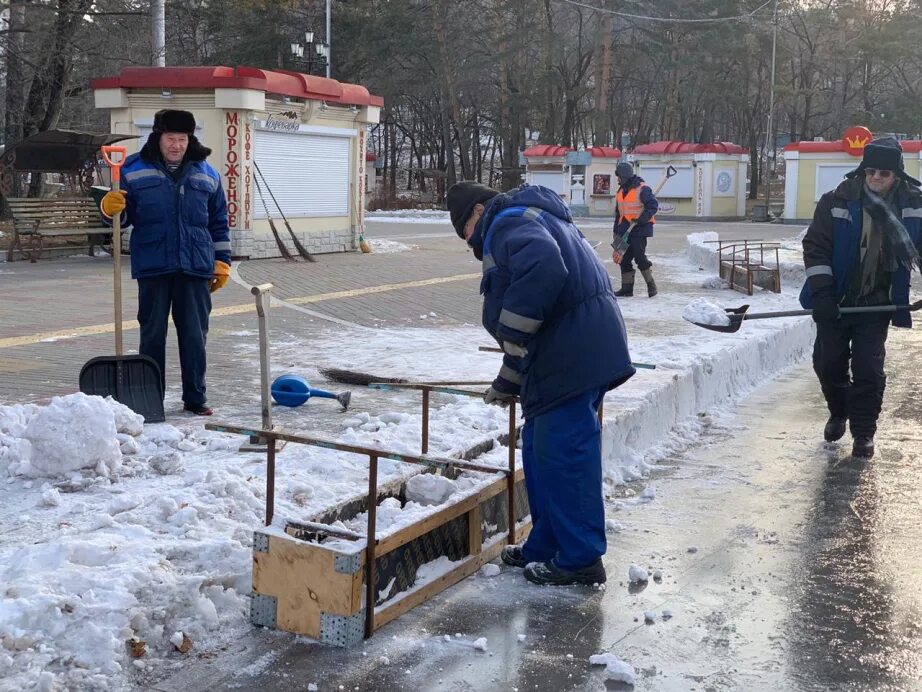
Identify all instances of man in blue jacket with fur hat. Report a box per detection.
[100,109,231,416]
[801,137,922,458]
[447,181,636,586]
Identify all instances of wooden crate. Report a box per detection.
[250,467,531,646]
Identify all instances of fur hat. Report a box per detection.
[846,136,921,186]
[153,109,196,135]
[446,181,500,238]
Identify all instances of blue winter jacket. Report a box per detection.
[800,177,922,328]
[470,185,636,418]
[107,135,231,280]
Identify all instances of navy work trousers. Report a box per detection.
[520,387,607,571]
[137,273,211,406]
[619,235,652,272]
[812,313,890,438]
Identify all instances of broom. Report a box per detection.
[254,161,316,263]
[319,367,408,386]
[253,173,295,261]
[319,367,490,387]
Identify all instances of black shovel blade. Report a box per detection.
[79,355,165,423]
[690,304,750,333]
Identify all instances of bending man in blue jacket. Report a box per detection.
[448,181,636,586]
[101,109,231,416]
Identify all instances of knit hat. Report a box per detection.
[447,182,500,238]
[615,161,634,181]
[846,136,921,186]
[153,109,196,135]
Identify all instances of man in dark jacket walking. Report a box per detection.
[447,181,636,586]
[800,137,922,458]
[613,161,659,297]
[100,109,231,416]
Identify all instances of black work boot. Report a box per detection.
[524,559,606,586]
[852,436,875,459]
[500,545,529,569]
[823,415,847,442]
[615,271,635,297]
[640,268,658,297]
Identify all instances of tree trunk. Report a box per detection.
[748,131,760,200]
[4,0,26,148]
[592,13,614,146]
[433,2,469,181]
[23,0,93,140]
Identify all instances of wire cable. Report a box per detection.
[556,0,775,24]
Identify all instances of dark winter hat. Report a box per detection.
[447,181,500,238]
[862,137,904,171]
[846,136,921,186]
[615,161,634,180]
[153,109,196,135]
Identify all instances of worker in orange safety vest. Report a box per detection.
[613,161,659,297]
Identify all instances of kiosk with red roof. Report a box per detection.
[523,144,573,200]
[629,141,748,220]
[92,66,383,259]
[522,144,624,217]
[782,126,922,223]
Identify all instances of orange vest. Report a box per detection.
[617,184,655,224]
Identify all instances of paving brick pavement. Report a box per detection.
[0,221,793,421]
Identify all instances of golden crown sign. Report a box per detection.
[842,126,873,156]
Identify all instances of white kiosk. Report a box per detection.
[92,66,383,258]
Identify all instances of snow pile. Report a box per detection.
[367,209,450,223]
[0,394,143,478]
[681,298,731,327]
[590,652,636,685]
[405,473,457,506]
[685,231,720,271]
[0,397,260,690]
[369,238,415,254]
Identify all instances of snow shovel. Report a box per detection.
[687,300,922,334]
[79,146,165,423]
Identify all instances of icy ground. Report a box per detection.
[0,231,823,690]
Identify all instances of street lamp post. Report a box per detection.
[289,31,329,76]
[764,0,779,220]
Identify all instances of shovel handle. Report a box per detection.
[743,302,922,321]
[101,145,127,355]
[101,146,127,186]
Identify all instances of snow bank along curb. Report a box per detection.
[601,235,814,478]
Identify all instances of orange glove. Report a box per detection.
[100,190,127,218]
[210,260,231,293]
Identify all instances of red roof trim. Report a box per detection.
[365,152,376,161]
[90,66,384,108]
[522,144,574,157]
[587,146,622,158]
[632,140,747,155]
[785,139,922,154]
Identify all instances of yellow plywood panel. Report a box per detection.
[253,534,363,637]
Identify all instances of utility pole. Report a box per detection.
[763,0,778,219]
[152,0,166,66]
[325,0,331,78]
